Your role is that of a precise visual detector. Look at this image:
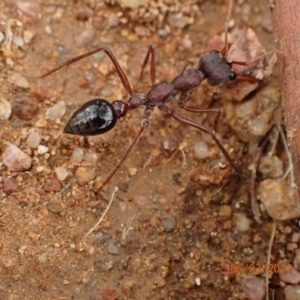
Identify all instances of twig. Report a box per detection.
[143,154,152,172]
[277,125,295,187]
[162,142,187,167]
[224,0,233,57]
[265,220,277,300]
[85,187,118,237]
[122,212,137,240]
[250,125,276,223]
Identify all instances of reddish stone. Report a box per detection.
[44,178,61,192]
[33,86,56,101]
[3,177,18,194]
[103,288,118,300]
[12,97,38,120]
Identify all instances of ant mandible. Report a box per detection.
[39,0,261,192]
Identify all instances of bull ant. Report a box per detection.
[38,0,261,192]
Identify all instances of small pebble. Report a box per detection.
[0,98,12,120]
[37,145,49,155]
[285,285,300,300]
[98,64,111,76]
[76,6,93,22]
[167,13,191,29]
[46,101,66,122]
[6,57,14,67]
[258,156,283,178]
[26,129,41,149]
[258,179,300,220]
[13,36,24,48]
[287,243,298,251]
[75,167,95,185]
[195,277,201,286]
[57,45,68,55]
[3,144,32,171]
[133,195,148,207]
[75,30,95,48]
[0,32,4,44]
[3,177,18,194]
[121,280,135,297]
[38,254,47,263]
[280,265,300,284]
[158,28,170,38]
[16,0,41,19]
[162,139,178,153]
[36,166,44,172]
[108,14,119,28]
[161,215,177,232]
[45,26,52,34]
[55,167,69,181]
[293,250,300,270]
[155,276,166,288]
[234,213,251,232]
[23,30,34,44]
[194,140,210,160]
[261,12,273,32]
[219,205,232,220]
[134,26,151,37]
[46,203,63,214]
[181,38,192,49]
[291,233,300,243]
[84,152,97,164]
[117,0,146,9]
[253,234,262,244]
[34,86,55,101]
[241,277,265,300]
[183,275,195,289]
[44,179,61,192]
[10,73,30,89]
[72,148,84,162]
[12,97,38,120]
[94,259,114,272]
[128,167,137,177]
[107,241,120,255]
[103,288,118,300]
[94,231,111,244]
[82,277,89,284]
[161,266,169,278]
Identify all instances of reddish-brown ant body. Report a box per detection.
[38,1,261,192]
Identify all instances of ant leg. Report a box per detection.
[159,105,238,171]
[96,126,145,193]
[97,107,154,193]
[139,43,157,86]
[235,74,262,83]
[178,92,221,131]
[179,60,192,75]
[40,46,134,96]
[181,106,221,132]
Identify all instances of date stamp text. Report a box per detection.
[230,263,292,274]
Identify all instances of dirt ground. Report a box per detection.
[0,0,299,299]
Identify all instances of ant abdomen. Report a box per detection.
[64,98,117,136]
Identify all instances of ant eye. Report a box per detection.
[229,71,236,81]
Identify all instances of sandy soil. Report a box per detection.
[0,0,298,299]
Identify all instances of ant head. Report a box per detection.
[64,98,117,136]
[198,50,236,87]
